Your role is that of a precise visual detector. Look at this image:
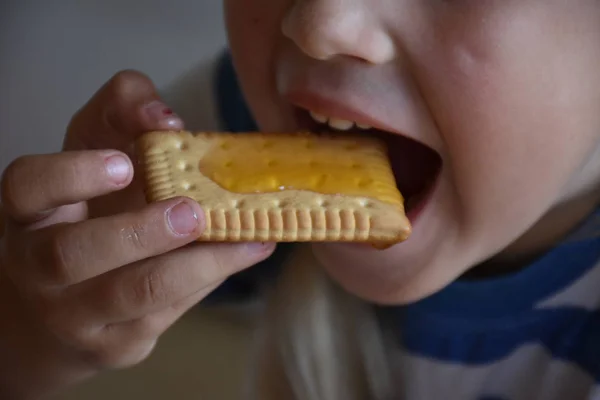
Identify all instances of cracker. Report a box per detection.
[136,131,411,245]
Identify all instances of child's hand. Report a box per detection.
[0,71,275,399]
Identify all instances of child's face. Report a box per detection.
[224,0,600,304]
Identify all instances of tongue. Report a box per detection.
[383,133,441,200]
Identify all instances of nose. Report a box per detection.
[282,0,396,64]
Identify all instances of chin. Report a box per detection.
[310,187,464,305]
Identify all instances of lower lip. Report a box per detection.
[405,179,438,224]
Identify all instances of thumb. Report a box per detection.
[63,70,184,152]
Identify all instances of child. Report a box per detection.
[2,1,600,399]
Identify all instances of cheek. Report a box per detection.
[414,6,600,239]
[224,0,291,129]
[225,0,274,73]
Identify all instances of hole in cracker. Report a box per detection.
[225,161,233,168]
[263,141,274,149]
[267,160,278,167]
[351,163,362,170]
[220,141,231,150]
[345,143,359,150]
[179,161,193,171]
[357,199,370,207]
[178,141,190,151]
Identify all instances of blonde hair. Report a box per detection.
[247,245,394,400]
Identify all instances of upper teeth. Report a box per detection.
[309,111,372,131]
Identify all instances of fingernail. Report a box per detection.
[246,242,275,253]
[143,100,183,129]
[105,155,131,184]
[167,202,199,235]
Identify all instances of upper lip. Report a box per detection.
[276,46,436,150]
[285,90,442,160]
[285,90,402,134]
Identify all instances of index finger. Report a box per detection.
[0,151,133,224]
[64,70,184,153]
[14,197,204,287]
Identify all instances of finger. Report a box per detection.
[64,70,184,153]
[1,151,133,223]
[141,281,221,328]
[16,198,205,286]
[32,279,221,371]
[88,286,216,369]
[67,242,275,323]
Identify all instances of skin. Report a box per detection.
[224,0,600,303]
[1,1,600,398]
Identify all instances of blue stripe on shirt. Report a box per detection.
[395,307,600,380]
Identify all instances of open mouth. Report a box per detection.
[294,108,442,221]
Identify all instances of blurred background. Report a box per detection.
[1,1,255,399]
[0,0,228,170]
